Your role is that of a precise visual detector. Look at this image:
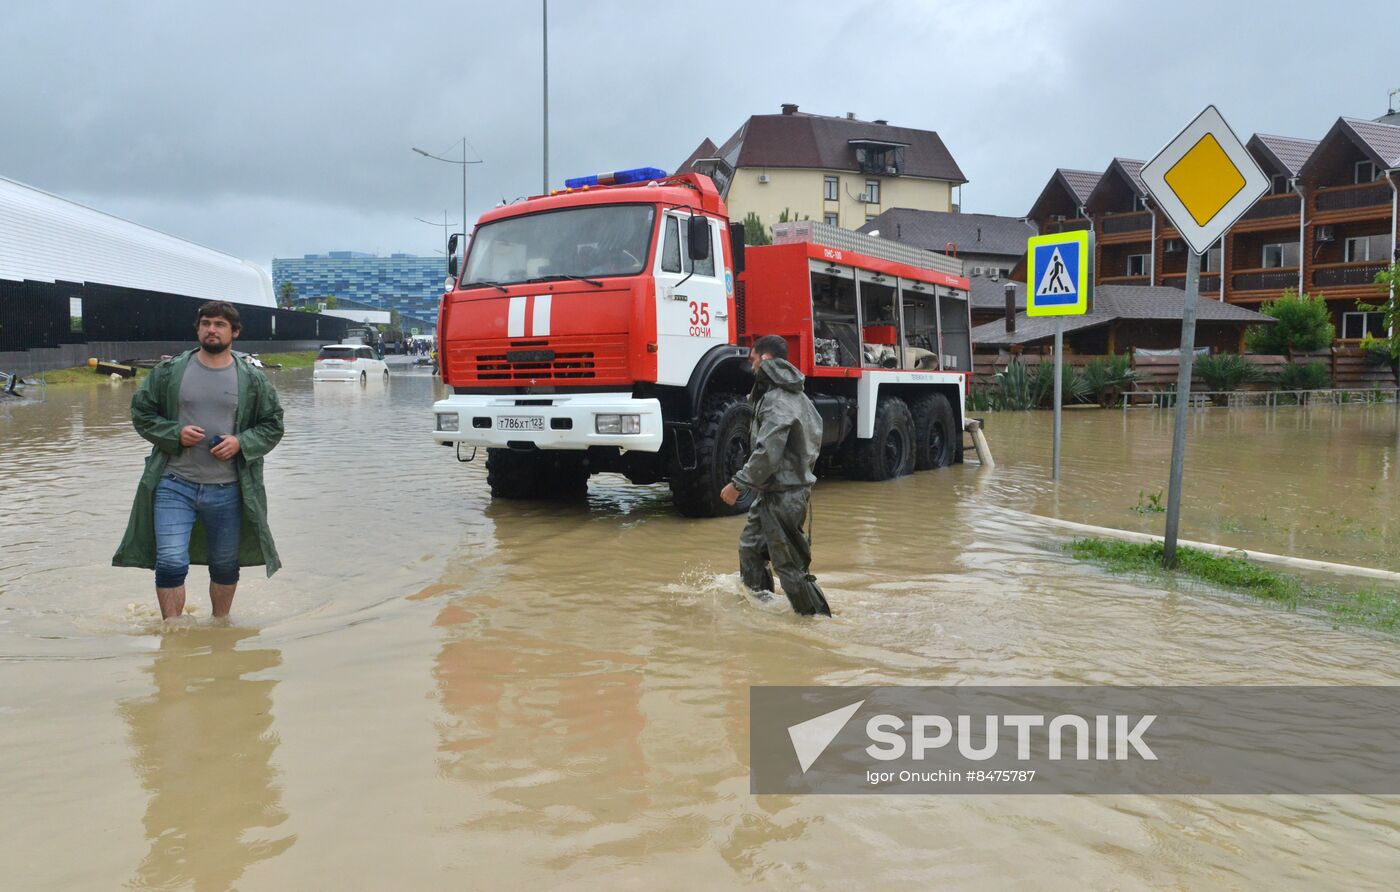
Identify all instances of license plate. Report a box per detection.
[498,416,545,431]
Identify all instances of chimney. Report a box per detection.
[846,112,856,120]
[781,103,798,115]
[1004,283,1017,334]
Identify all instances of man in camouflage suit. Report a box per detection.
[720,335,831,616]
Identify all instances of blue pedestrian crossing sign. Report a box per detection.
[1027,230,1093,317]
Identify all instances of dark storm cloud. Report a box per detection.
[2,0,1394,267]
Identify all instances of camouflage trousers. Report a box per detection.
[738,488,831,617]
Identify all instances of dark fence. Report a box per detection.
[1100,211,1152,235]
[0,278,350,351]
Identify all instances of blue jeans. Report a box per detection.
[154,473,242,588]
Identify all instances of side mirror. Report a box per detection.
[687,215,710,262]
[447,233,460,279]
[728,222,746,274]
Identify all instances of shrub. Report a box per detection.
[994,359,1036,410]
[1081,355,1136,407]
[1244,289,1335,354]
[1278,361,1330,391]
[1194,354,1259,392]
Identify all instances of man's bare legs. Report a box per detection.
[157,585,187,620]
[210,582,237,619]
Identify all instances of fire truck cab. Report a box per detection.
[431,169,972,517]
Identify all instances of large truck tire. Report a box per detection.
[911,392,957,470]
[669,393,755,518]
[486,449,589,500]
[851,395,915,481]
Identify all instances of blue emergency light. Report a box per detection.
[563,167,668,189]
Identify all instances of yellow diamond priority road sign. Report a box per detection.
[1140,106,1268,255]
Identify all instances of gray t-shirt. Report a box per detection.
[165,358,239,485]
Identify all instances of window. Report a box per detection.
[69,296,82,333]
[1355,160,1378,184]
[1271,174,1290,195]
[1342,311,1386,340]
[462,204,656,285]
[864,180,880,203]
[824,212,839,226]
[1126,254,1149,276]
[682,216,715,278]
[661,216,681,272]
[1262,242,1299,268]
[357,346,374,360]
[823,176,839,201]
[1344,234,1390,262]
[1199,246,1222,272]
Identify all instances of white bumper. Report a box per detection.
[431,392,664,452]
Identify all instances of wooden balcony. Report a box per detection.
[1311,260,1387,289]
[1233,194,1301,230]
[1312,182,1393,223]
[1161,272,1221,292]
[1098,211,1152,237]
[1039,218,1092,235]
[1231,268,1299,292]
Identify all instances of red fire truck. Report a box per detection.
[431,168,973,517]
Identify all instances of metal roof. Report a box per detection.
[1248,133,1319,177]
[857,209,1035,259]
[1083,159,1147,213]
[967,276,1026,311]
[1341,117,1400,167]
[710,108,966,184]
[1025,168,1103,220]
[0,174,273,306]
[675,138,719,175]
[970,285,1272,347]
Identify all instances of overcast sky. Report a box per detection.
[4,0,1396,270]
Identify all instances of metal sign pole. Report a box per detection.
[1052,317,1063,481]
[1162,253,1201,568]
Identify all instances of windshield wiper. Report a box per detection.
[461,279,509,293]
[525,274,604,287]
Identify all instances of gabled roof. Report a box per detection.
[857,209,1035,259]
[675,138,718,175]
[1339,117,1400,167]
[1025,168,1102,220]
[1298,117,1400,180]
[1084,158,1147,213]
[1248,133,1318,177]
[970,285,1271,347]
[711,108,966,183]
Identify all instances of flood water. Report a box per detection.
[3,371,1399,889]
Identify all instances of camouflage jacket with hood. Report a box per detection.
[731,358,823,493]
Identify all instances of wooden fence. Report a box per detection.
[973,348,1398,393]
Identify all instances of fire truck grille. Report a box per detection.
[453,335,629,384]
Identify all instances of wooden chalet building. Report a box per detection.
[1025,114,1400,344]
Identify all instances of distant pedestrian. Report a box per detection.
[720,335,831,616]
[113,301,285,621]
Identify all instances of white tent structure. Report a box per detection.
[0,175,273,307]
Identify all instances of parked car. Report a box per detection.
[313,344,389,384]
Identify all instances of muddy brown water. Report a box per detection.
[2,372,1399,889]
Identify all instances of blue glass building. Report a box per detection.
[272,252,447,325]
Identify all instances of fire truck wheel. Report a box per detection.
[670,393,755,518]
[486,449,589,500]
[911,392,956,470]
[852,396,915,481]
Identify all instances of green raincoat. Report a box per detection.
[113,349,284,576]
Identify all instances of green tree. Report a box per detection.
[278,280,297,309]
[742,212,771,247]
[1243,289,1335,354]
[324,295,338,310]
[1357,261,1400,363]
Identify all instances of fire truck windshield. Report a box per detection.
[461,204,656,287]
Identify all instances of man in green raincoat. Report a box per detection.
[720,335,831,617]
[113,301,284,621]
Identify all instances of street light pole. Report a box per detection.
[542,0,550,193]
[412,140,482,264]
